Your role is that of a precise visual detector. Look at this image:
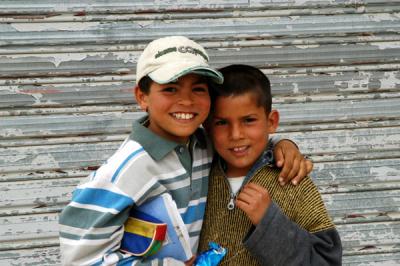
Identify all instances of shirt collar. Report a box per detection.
[218,142,274,178]
[129,115,207,161]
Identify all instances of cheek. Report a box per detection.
[250,128,269,146]
[197,95,211,108]
[211,128,226,147]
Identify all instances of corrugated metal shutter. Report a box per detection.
[1,1,399,265]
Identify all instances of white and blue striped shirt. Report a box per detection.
[59,116,213,266]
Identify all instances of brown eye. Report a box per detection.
[244,117,257,124]
[215,120,227,126]
[161,87,176,93]
[192,85,209,94]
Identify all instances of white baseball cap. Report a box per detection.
[136,36,223,85]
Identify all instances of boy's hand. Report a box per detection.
[185,256,196,266]
[274,139,313,186]
[236,183,271,225]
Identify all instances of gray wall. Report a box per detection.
[1,0,400,265]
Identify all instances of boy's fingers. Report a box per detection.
[235,198,248,210]
[305,159,313,175]
[184,256,196,266]
[244,182,266,192]
[237,189,256,204]
[292,157,313,185]
[274,147,284,168]
[238,184,268,204]
[278,157,293,185]
[237,192,252,203]
[292,158,306,185]
[287,158,300,182]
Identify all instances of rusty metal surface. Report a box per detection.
[0,1,399,265]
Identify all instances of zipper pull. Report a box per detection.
[227,194,235,210]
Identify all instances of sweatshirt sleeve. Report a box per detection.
[243,202,342,266]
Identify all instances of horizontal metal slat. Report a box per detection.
[312,159,400,192]
[277,97,400,124]
[0,112,140,139]
[0,0,396,15]
[1,70,399,108]
[280,126,400,155]
[0,213,59,250]
[1,42,400,78]
[0,247,60,266]
[324,190,400,224]
[343,252,400,265]
[1,13,399,47]
[0,142,119,173]
[0,81,135,108]
[1,97,399,139]
[338,221,400,253]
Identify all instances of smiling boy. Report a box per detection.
[199,64,342,265]
[58,37,312,266]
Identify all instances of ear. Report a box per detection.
[266,109,279,134]
[134,85,149,112]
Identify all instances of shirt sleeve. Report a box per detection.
[243,202,342,266]
[268,135,299,150]
[58,178,134,265]
[268,135,282,149]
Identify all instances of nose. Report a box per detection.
[178,90,194,106]
[230,123,244,140]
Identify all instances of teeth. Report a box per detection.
[233,146,246,152]
[173,113,194,120]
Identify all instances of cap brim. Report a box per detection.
[148,61,224,84]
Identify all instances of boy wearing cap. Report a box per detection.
[58,36,311,266]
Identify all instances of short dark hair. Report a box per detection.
[137,76,153,94]
[212,64,272,112]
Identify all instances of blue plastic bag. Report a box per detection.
[194,242,227,266]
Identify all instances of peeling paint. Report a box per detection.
[370,166,400,181]
[334,71,372,91]
[370,41,400,50]
[115,52,138,64]
[379,72,400,89]
[10,22,100,32]
[51,53,88,68]
[368,13,399,22]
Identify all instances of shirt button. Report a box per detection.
[178,146,185,154]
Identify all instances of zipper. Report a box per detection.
[227,192,236,210]
[221,168,237,211]
[223,164,271,211]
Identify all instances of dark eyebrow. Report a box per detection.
[212,115,226,120]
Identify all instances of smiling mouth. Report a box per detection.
[230,146,249,153]
[171,112,195,120]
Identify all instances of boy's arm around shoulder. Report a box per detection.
[243,177,342,266]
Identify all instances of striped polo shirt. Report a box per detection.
[59,116,213,266]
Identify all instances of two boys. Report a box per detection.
[199,65,342,265]
[59,36,313,265]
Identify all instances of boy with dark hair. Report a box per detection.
[58,37,312,266]
[199,64,342,265]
